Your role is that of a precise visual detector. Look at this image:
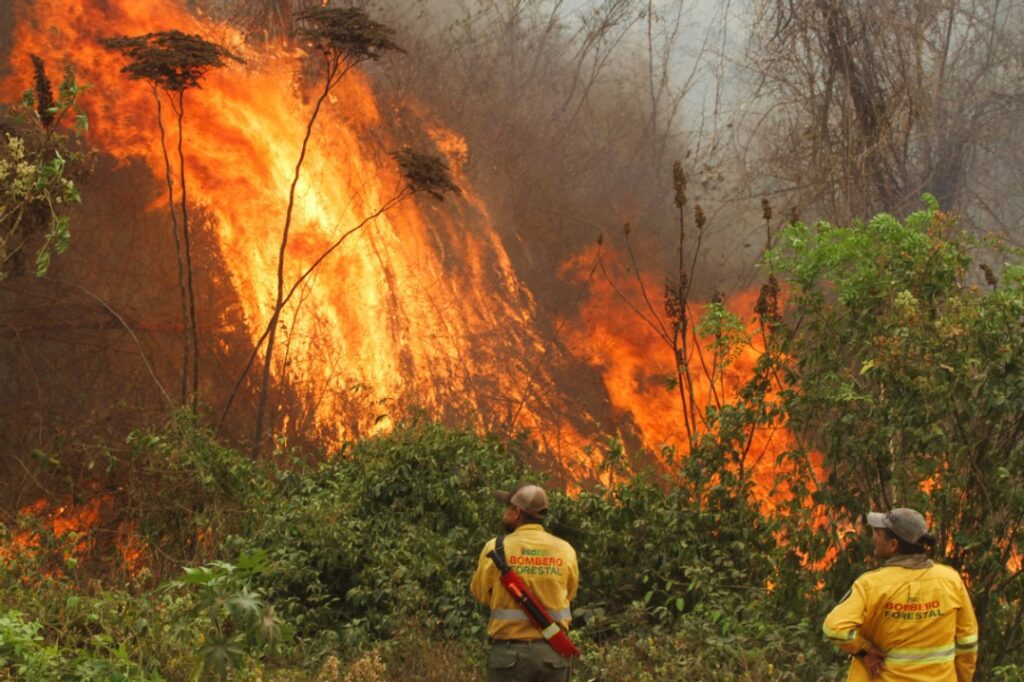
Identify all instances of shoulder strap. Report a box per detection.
[494,534,506,564]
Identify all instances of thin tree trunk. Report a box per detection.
[177,92,200,409]
[646,0,660,168]
[252,62,338,457]
[219,196,403,432]
[156,90,189,404]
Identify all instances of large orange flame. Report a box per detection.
[3,0,598,470]
[1,0,845,578]
[562,245,823,509]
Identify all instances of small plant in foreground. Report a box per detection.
[161,548,289,679]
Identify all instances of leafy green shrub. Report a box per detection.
[577,604,844,681]
[0,609,61,680]
[0,592,168,681]
[765,197,1024,672]
[122,412,274,576]
[234,423,525,646]
[556,469,779,632]
[0,415,282,680]
[229,422,831,677]
[336,628,483,682]
[1,56,89,279]
[992,665,1024,682]
[161,549,289,679]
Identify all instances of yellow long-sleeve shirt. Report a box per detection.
[470,523,579,640]
[823,555,979,681]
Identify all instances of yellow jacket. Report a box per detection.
[470,523,579,640]
[823,555,979,681]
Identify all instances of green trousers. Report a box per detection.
[487,640,572,682]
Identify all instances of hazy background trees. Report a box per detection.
[736,0,1024,233]
[309,0,1024,284]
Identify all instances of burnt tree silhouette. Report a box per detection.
[102,31,241,408]
[248,7,404,457]
[218,146,461,440]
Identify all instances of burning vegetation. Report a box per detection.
[1,0,1023,679]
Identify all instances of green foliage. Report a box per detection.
[1,58,88,278]
[557,469,778,636]
[329,630,482,682]
[695,300,748,367]
[577,606,843,681]
[113,413,273,579]
[765,198,1024,672]
[224,422,838,678]
[992,665,1024,682]
[162,549,289,679]
[233,423,524,647]
[0,610,61,679]
[2,419,850,679]
[0,415,285,680]
[0,585,168,680]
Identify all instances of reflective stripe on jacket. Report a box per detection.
[470,524,579,640]
[823,556,979,681]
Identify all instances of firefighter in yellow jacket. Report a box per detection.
[823,508,979,681]
[471,483,579,681]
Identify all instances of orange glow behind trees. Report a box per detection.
[562,244,824,512]
[0,0,824,582]
[2,0,597,469]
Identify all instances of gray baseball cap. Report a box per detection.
[494,484,549,518]
[866,508,928,545]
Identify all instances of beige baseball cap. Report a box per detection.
[494,484,549,518]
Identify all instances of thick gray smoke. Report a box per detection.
[347,0,1024,291]
[3,0,1022,494]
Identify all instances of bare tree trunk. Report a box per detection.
[252,61,338,457]
[741,0,1024,227]
[176,92,200,409]
[219,197,404,432]
[155,90,190,405]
